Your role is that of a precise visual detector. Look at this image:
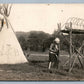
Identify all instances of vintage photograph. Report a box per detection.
[0,4,84,80]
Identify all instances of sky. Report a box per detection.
[9,4,84,34]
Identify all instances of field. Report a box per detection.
[0,51,84,81]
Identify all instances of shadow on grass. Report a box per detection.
[29,60,48,68]
[0,60,49,73]
[0,63,30,72]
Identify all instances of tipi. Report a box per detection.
[0,4,28,64]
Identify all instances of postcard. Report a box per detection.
[0,3,84,81]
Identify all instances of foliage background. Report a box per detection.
[16,30,84,52]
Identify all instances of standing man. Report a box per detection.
[48,37,60,70]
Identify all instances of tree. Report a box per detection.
[27,31,50,51]
[18,36,27,50]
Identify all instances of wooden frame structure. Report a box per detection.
[58,20,84,72]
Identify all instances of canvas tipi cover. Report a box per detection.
[0,18,28,64]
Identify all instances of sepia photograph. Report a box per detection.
[0,4,84,81]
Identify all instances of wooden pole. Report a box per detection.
[57,23,61,69]
[69,56,77,72]
[58,40,60,69]
[69,22,72,72]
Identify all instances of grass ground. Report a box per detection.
[0,51,84,81]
